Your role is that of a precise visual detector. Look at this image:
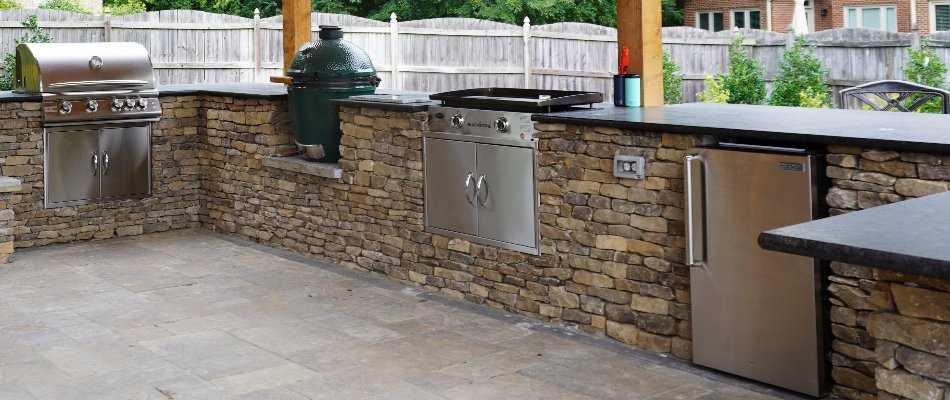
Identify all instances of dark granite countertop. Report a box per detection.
[0,91,42,103]
[759,191,950,281]
[535,103,950,153]
[158,83,288,99]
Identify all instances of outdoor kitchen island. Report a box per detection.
[0,85,948,399]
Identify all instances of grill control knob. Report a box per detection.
[495,117,510,133]
[135,97,148,109]
[112,97,124,110]
[85,99,98,113]
[58,100,72,115]
[125,98,136,109]
[451,113,464,128]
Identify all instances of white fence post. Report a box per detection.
[523,17,532,89]
[103,7,111,42]
[253,8,262,82]
[390,12,400,91]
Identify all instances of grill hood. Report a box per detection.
[14,42,156,94]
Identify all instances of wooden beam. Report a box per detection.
[617,0,664,106]
[282,0,312,74]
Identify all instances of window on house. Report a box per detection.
[697,11,725,31]
[732,9,762,29]
[932,1,950,31]
[845,6,898,32]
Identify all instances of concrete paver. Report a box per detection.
[0,229,803,399]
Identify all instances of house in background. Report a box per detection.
[18,0,103,15]
[683,0,950,34]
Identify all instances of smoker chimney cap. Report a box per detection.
[318,25,343,40]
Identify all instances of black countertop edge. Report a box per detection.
[158,83,288,99]
[331,92,437,112]
[533,103,950,154]
[331,98,436,112]
[759,192,950,281]
[0,92,43,103]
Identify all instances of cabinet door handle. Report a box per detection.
[475,174,488,206]
[91,152,98,176]
[464,172,476,206]
[684,155,705,267]
[102,152,110,176]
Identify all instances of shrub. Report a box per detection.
[699,35,767,104]
[798,87,831,108]
[0,15,52,91]
[39,0,90,13]
[108,0,146,15]
[0,0,19,10]
[769,36,831,108]
[903,39,949,113]
[662,49,683,104]
[698,73,729,103]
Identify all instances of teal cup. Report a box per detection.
[624,74,641,107]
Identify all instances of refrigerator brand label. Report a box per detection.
[778,162,805,172]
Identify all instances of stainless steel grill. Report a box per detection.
[15,42,160,208]
[15,42,161,124]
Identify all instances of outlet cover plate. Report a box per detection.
[613,155,645,179]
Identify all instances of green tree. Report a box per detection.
[903,39,948,113]
[39,0,90,13]
[768,36,830,108]
[0,15,53,91]
[109,0,146,15]
[0,0,19,10]
[700,35,766,104]
[662,49,682,104]
[140,0,686,27]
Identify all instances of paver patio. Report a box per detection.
[0,229,802,399]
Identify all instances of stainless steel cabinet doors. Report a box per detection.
[424,138,478,236]
[100,126,150,199]
[45,124,152,208]
[423,137,539,254]
[475,143,536,248]
[46,128,100,205]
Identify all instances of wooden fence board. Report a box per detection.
[1,10,948,103]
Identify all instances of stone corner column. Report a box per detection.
[0,177,23,263]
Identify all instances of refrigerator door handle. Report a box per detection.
[684,155,705,266]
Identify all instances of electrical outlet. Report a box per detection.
[613,155,645,179]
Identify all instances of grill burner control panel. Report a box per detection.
[43,96,161,123]
[429,106,535,145]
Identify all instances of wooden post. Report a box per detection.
[253,8,262,82]
[390,13,400,90]
[786,25,795,48]
[910,23,921,50]
[281,0,311,74]
[103,7,111,42]
[616,0,663,106]
[523,17,532,89]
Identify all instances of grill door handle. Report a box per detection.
[684,155,705,267]
[475,174,488,206]
[464,173,476,206]
[91,152,98,176]
[102,152,110,176]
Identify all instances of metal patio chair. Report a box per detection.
[838,80,950,114]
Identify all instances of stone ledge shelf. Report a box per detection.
[0,176,22,193]
[262,156,343,179]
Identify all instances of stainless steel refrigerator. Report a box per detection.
[684,146,825,396]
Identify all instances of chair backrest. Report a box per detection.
[838,80,950,114]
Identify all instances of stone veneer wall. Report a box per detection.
[824,146,950,400]
[3,94,950,395]
[0,97,202,249]
[200,102,701,359]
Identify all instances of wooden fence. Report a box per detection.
[2,9,949,102]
